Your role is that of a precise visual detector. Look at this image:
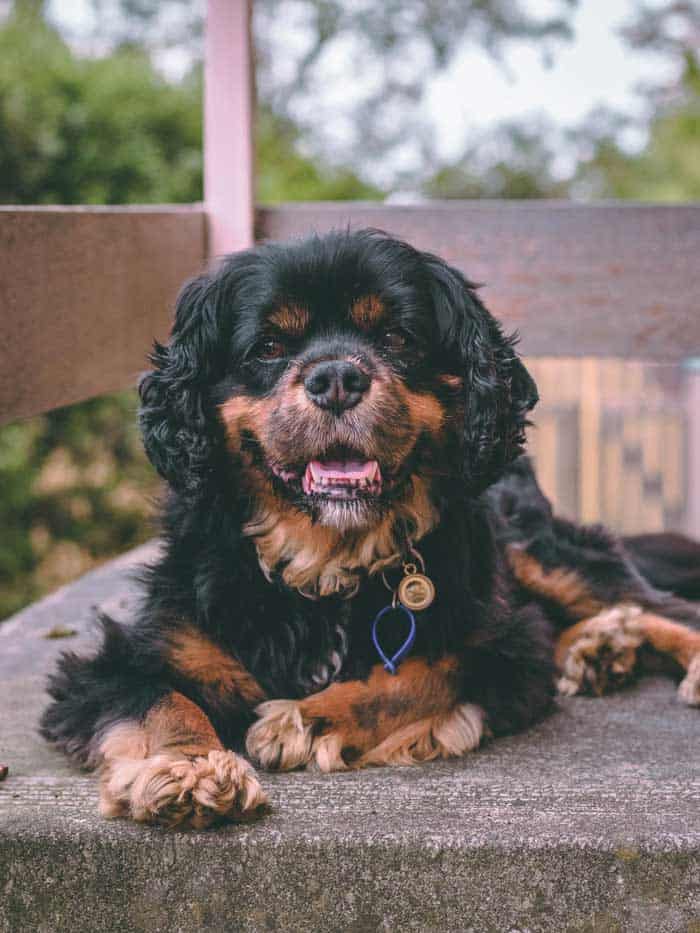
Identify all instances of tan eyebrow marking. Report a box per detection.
[350,295,385,330]
[268,304,310,337]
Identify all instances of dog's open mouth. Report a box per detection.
[303,459,382,497]
[272,457,383,500]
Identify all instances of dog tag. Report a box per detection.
[397,572,435,611]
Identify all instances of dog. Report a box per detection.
[41,228,700,829]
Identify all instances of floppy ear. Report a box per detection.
[139,272,227,496]
[423,252,538,495]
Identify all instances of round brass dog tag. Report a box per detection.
[397,573,435,611]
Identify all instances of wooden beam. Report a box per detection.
[204,0,254,258]
[0,207,206,425]
[257,202,700,359]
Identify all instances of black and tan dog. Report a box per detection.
[41,229,700,828]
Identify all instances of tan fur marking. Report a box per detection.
[437,374,464,390]
[359,703,483,767]
[146,692,224,753]
[246,656,471,772]
[555,605,644,696]
[678,654,700,707]
[350,295,385,330]
[400,386,445,435]
[635,612,700,706]
[168,626,265,704]
[220,395,276,454]
[98,721,149,764]
[97,692,267,827]
[635,613,700,669]
[556,605,700,704]
[244,474,439,596]
[268,304,310,337]
[508,548,604,620]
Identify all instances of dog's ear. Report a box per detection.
[139,271,227,496]
[422,252,538,495]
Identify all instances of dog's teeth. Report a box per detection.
[302,466,313,495]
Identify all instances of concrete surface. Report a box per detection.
[0,542,698,933]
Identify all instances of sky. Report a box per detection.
[425,0,671,162]
[46,0,674,186]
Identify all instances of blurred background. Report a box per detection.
[1,0,698,620]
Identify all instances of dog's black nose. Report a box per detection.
[304,361,371,413]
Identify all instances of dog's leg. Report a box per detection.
[98,691,268,828]
[246,656,484,772]
[556,607,700,706]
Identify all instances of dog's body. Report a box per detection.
[41,230,700,828]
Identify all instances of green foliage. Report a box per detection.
[424,122,568,199]
[256,107,381,203]
[575,54,700,201]
[0,393,159,619]
[0,7,379,206]
[0,10,203,203]
[254,0,575,170]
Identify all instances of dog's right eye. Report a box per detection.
[256,339,287,361]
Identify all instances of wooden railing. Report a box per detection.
[258,202,700,359]
[3,201,699,425]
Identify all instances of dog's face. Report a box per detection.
[215,246,461,531]
[140,230,538,542]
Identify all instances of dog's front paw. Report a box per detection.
[100,749,269,828]
[677,654,700,707]
[246,700,314,770]
[556,605,644,698]
[245,700,348,772]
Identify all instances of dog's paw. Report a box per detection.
[359,703,484,767]
[100,749,268,828]
[677,654,700,707]
[245,700,349,772]
[556,605,645,698]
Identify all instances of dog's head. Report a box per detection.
[140,230,537,584]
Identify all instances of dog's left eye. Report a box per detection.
[256,339,287,361]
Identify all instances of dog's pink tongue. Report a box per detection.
[310,460,378,482]
[303,459,382,494]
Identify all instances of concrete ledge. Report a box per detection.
[1,544,699,932]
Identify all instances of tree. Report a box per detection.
[574,2,700,201]
[0,8,203,203]
[71,0,576,179]
[254,0,575,168]
[423,120,569,199]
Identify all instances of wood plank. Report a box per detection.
[257,202,700,359]
[0,207,206,425]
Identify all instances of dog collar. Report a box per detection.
[372,544,436,674]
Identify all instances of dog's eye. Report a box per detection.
[381,330,408,352]
[256,339,287,361]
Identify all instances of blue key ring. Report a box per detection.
[371,603,417,674]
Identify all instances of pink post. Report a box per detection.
[204,0,255,259]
